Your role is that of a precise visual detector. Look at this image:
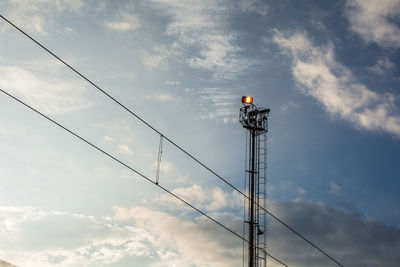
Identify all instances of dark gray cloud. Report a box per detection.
[151,185,400,266]
[1,199,399,266]
[0,260,16,267]
[267,200,400,267]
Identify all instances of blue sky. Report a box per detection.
[0,0,400,266]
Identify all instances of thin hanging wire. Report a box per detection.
[0,87,288,267]
[155,135,163,185]
[0,15,343,267]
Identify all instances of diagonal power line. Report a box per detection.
[0,87,288,267]
[0,14,343,267]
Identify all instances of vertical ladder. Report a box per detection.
[256,132,267,267]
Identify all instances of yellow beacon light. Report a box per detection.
[242,96,253,104]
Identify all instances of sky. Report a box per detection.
[0,0,400,266]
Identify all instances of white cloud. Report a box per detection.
[369,57,396,75]
[206,187,230,211]
[142,44,180,70]
[113,206,242,267]
[145,92,176,102]
[156,184,242,212]
[0,125,20,136]
[0,0,84,34]
[197,87,239,122]
[165,80,180,85]
[0,206,152,267]
[116,144,133,156]
[164,184,207,206]
[151,160,188,184]
[142,53,163,70]
[273,31,400,137]
[157,160,174,175]
[345,0,400,48]
[0,204,244,267]
[238,0,268,16]
[148,0,255,79]
[187,33,254,79]
[329,182,342,195]
[1,200,400,266]
[297,187,307,195]
[0,65,91,115]
[103,135,114,142]
[104,14,140,32]
[0,260,15,267]
[280,100,299,113]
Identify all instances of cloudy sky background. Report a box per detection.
[0,0,400,266]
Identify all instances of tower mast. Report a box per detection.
[240,96,270,267]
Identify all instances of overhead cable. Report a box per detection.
[0,87,288,267]
[0,14,343,267]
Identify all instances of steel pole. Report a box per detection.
[249,129,256,267]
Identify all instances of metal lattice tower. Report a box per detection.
[240,96,270,267]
